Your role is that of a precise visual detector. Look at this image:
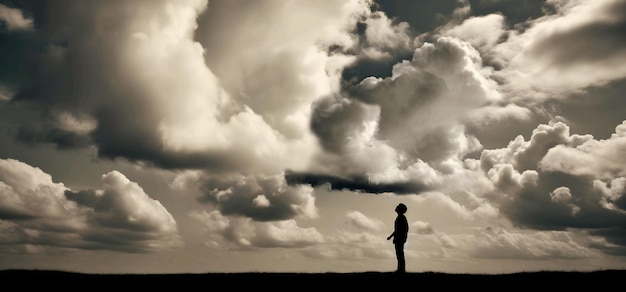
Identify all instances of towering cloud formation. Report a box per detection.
[10,0,351,173]
[297,36,500,193]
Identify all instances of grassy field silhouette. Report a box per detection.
[1,269,624,289]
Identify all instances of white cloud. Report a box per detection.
[411,221,436,235]
[0,158,181,253]
[0,3,33,31]
[344,210,384,231]
[54,112,97,135]
[540,120,626,179]
[0,84,13,101]
[594,178,626,214]
[253,195,271,208]
[442,13,506,52]
[360,10,412,58]
[412,191,501,226]
[189,210,229,233]
[480,119,571,172]
[314,228,392,261]
[0,158,73,219]
[550,186,572,203]
[465,103,534,128]
[493,0,626,101]
[190,210,323,248]
[196,0,373,139]
[84,171,179,235]
[252,220,324,248]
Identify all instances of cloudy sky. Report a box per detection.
[1,0,626,274]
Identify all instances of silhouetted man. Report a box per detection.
[387,203,408,273]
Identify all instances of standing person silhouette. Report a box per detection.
[387,203,408,273]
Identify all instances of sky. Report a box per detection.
[0,0,626,274]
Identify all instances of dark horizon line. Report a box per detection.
[2,268,623,275]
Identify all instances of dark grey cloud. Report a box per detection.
[5,0,179,159]
[501,170,626,256]
[0,104,94,149]
[310,94,378,154]
[284,170,430,195]
[345,69,449,160]
[590,228,626,256]
[179,172,318,222]
[501,171,613,229]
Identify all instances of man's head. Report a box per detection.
[395,203,407,214]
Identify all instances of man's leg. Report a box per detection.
[395,243,405,273]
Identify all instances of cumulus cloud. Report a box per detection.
[474,119,626,255]
[411,220,436,235]
[0,3,33,31]
[0,158,181,253]
[480,118,572,172]
[174,170,318,222]
[337,0,419,84]
[0,158,72,220]
[344,210,384,231]
[441,13,506,52]
[190,210,323,248]
[195,0,374,140]
[356,10,412,59]
[294,36,501,194]
[540,120,626,179]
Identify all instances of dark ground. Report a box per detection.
[1,269,624,289]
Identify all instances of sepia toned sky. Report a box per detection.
[1,0,626,274]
